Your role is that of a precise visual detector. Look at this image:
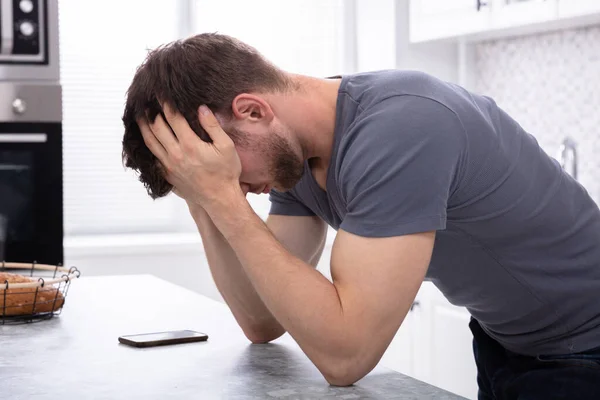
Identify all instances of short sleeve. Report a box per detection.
[269,189,316,217]
[339,95,465,237]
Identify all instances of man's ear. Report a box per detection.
[231,94,274,123]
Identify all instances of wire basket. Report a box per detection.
[0,261,81,325]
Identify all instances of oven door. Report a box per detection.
[0,122,63,265]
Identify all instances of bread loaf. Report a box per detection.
[0,272,65,316]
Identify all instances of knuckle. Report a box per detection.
[170,150,183,164]
[181,141,195,153]
[204,121,219,130]
[224,145,235,153]
[222,140,235,151]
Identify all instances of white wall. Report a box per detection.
[352,0,459,82]
[474,24,600,202]
[395,0,459,84]
[65,234,220,301]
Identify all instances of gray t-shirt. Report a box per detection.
[269,70,600,356]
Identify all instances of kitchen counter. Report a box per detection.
[1,275,465,399]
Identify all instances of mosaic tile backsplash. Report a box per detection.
[474,24,600,202]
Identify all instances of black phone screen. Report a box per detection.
[119,330,208,348]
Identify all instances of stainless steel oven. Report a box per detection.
[0,83,62,265]
[1,0,48,64]
[0,0,58,81]
[0,0,61,265]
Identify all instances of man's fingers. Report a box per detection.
[138,118,169,164]
[150,113,179,152]
[198,105,234,147]
[161,102,196,143]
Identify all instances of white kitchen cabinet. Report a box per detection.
[418,283,478,400]
[410,0,600,43]
[410,0,492,42]
[380,282,478,400]
[492,0,558,29]
[379,294,423,377]
[558,0,600,18]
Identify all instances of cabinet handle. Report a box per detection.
[0,133,47,143]
[476,0,487,11]
[410,301,420,312]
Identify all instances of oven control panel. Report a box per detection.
[0,0,47,64]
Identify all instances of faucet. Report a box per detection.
[558,137,578,180]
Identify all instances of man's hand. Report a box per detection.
[138,104,243,207]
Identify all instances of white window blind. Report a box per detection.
[60,0,346,237]
[191,0,345,218]
[59,0,193,236]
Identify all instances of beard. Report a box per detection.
[268,132,305,191]
[227,125,305,192]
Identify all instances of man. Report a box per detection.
[121,33,600,399]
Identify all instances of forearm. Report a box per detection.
[209,200,373,383]
[188,204,285,343]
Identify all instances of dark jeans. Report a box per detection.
[470,318,600,400]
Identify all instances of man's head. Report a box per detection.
[122,33,305,199]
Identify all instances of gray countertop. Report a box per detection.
[1,275,464,399]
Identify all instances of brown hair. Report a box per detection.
[121,33,290,199]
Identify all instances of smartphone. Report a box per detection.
[118,330,208,348]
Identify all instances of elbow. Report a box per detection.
[246,333,275,345]
[324,374,359,387]
[242,325,285,344]
[318,344,380,386]
[320,358,371,387]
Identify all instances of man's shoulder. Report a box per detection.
[337,88,465,152]
[340,69,456,110]
[332,70,467,190]
[334,82,467,191]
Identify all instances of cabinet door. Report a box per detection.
[492,0,558,29]
[558,0,600,18]
[379,295,423,377]
[418,283,479,400]
[410,0,492,42]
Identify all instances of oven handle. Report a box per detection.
[0,164,29,171]
[0,133,47,143]
[0,0,14,55]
